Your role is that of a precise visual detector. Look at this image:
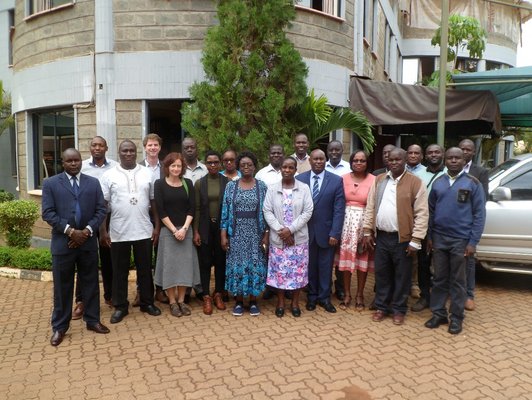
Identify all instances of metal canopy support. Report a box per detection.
[437,0,449,146]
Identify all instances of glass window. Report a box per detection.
[28,0,72,16]
[8,9,14,66]
[300,0,342,18]
[504,169,532,201]
[32,109,75,188]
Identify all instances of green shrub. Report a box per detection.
[0,246,11,265]
[0,190,15,203]
[0,200,40,248]
[0,246,52,270]
[11,248,52,270]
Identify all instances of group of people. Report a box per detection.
[42,132,487,346]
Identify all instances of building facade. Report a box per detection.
[0,1,16,194]
[6,0,524,240]
[400,0,525,82]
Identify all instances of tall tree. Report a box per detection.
[0,81,14,135]
[431,14,486,70]
[182,0,308,162]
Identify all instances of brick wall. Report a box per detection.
[113,0,216,53]
[289,1,355,70]
[76,105,97,161]
[12,0,94,71]
[115,100,144,160]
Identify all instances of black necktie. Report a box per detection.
[72,176,81,227]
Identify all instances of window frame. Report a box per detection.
[25,0,75,20]
[296,0,344,20]
[30,107,76,189]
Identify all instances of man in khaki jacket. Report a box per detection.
[363,148,428,326]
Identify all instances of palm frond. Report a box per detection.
[308,107,375,153]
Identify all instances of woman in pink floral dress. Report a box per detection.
[263,157,313,318]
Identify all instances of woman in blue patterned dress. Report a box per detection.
[263,157,313,318]
[220,151,268,316]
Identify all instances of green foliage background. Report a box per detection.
[0,200,40,248]
[182,0,308,163]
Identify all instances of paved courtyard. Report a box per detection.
[1,269,532,400]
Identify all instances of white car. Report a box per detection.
[476,153,532,275]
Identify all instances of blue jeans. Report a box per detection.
[430,233,468,321]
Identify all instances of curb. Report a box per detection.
[0,267,138,283]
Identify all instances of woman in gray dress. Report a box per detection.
[154,152,200,317]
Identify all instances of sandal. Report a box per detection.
[338,296,351,310]
[355,296,365,312]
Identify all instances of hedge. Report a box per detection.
[0,247,52,271]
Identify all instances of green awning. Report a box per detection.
[452,67,532,127]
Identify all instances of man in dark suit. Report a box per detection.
[296,149,345,313]
[42,148,110,346]
[458,139,489,311]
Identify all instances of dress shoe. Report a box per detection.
[424,316,449,329]
[140,304,161,316]
[203,295,213,315]
[262,288,275,300]
[87,322,110,334]
[110,309,128,324]
[50,331,65,346]
[372,310,386,322]
[275,307,285,318]
[392,313,405,325]
[178,303,191,316]
[319,301,337,313]
[213,292,226,310]
[464,298,475,311]
[411,298,429,312]
[155,289,169,304]
[335,290,345,301]
[305,302,316,311]
[72,302,84,320]
[291,307,301,317]
[448,319,463,335]
[132,291,140,307]
[222,291,229,303]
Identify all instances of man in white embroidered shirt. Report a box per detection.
[100,140,162,324]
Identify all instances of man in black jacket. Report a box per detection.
[458,139,489,312]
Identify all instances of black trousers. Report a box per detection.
[111,238,154,310]
[374,231,413,315]
[417,239,432,303]
[51,248,100,332]
[197,220,226,295]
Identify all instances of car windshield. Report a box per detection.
[489,159,521,181]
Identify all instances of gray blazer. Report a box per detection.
[263,180,314,247]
